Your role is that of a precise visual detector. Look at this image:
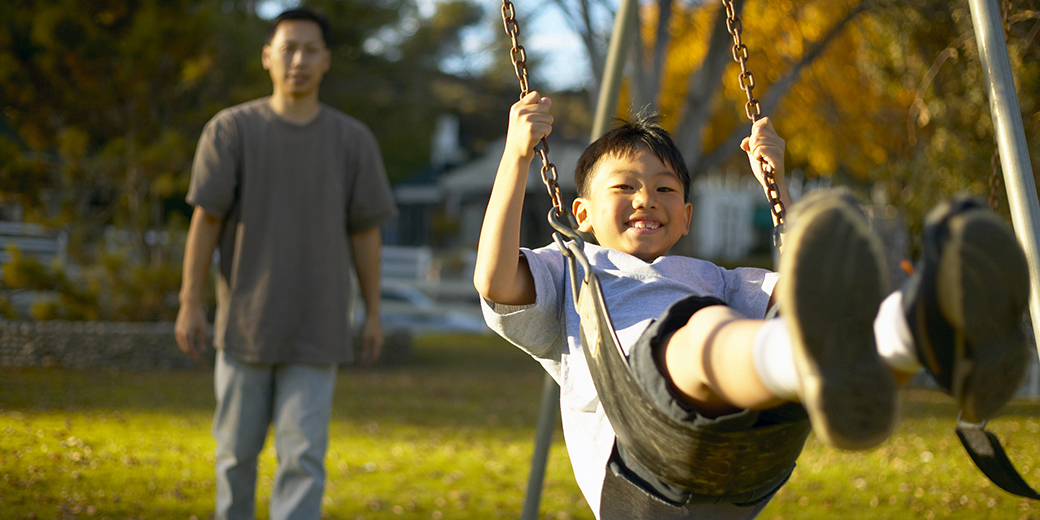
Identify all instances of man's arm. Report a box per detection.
[741,117,793,254]
[175,206,222,361]
[350,227,384,367]
[473,91,553,306]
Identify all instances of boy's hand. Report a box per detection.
[505,91,553,161]
[740,117,786,194]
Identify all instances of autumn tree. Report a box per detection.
[0,0,490,320]
[853,0,1040,244]
[552,0,1039,251]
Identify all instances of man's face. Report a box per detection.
[262,20,330,98]
[573,149,692,262]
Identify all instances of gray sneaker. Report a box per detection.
[779,190,897,450]
[904,196,1030,423]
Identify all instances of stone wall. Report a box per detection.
[0,320,197,370]
[0,320,413,370]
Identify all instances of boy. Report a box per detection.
[474,92,1030,518]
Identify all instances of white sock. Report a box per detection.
[752,318,800,400]
[873,291,922,373]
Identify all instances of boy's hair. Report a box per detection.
[267,8,332,49]
[574,114,691,202]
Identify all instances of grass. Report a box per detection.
[1,333,1039,519]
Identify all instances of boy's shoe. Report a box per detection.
[779,190,897,450]
[903,196,1030,423]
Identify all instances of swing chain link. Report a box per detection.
[501,0,569,221]
[990,149,1001,211]
[721,0,786,247]
[501,1,529,95]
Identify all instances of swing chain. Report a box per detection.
[722,1,759,121]
[721,0,786,247]
[501,0,569,220]
[990,149,1001,211]
[501,0,529,95]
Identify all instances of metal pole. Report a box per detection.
[591,0,641,139]
[520,373,560,520]
[967,0,1040,364]
[520,0,641,518]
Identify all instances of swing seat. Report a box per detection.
[576,270,811,499]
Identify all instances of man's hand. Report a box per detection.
[740,117,786,196]
[504,91,553,161]
[359,314,384,368]
[175,304,208,363]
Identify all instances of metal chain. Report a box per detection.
[989,0,1013,211]
[501,0,568,220]
[721,0,786,247]
[990,148,1002,211]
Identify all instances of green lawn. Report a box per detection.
[2,334,1040,519]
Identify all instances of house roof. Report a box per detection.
[438,137,583,195]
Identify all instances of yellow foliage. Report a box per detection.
[654,3,716,132]
[180,53,213,86]
[57,127,89,162]
[643,0,918,180]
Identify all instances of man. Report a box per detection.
[175,8,398,519]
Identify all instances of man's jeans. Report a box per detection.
[213,350,337,520]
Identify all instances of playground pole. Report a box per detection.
[520,0,640,517]
[591,0,641,140]
[967,0,1040,372]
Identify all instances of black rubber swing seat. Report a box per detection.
[574,269,811,499]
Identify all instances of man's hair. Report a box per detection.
[574,113,691,202]
[267,8,332,49]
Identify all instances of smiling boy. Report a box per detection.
[474,93,1030,518]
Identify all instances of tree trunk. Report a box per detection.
[695,1,869,175]
[549,0,605,104]
[631,0,674,110]
[673,2,740,176]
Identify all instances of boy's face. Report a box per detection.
[573,149,692,262]
[263,20,330,99]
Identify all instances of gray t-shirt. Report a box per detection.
[481,243,778,517]
[188,98,398,364]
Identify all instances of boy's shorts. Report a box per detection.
[605,294,811,510]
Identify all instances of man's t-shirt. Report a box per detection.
[188,98,398,364]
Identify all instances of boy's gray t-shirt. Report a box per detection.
[188,98,398,364]
[481,243,779,517]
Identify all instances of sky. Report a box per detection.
[256,0,598,91]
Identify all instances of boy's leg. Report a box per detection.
[902,196,1030,423]
[661,306,784,416]
[662,190,897,450]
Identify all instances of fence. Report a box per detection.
[0,320,413,371]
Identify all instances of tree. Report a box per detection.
[558,0,1039,252]
[0,0,490,320]
[855,1,1040,219]
[307,0,488,179]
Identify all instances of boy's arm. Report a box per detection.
[741,117,793,254]
[473,92,553,306]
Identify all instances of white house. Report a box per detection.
[438,137,585,249]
